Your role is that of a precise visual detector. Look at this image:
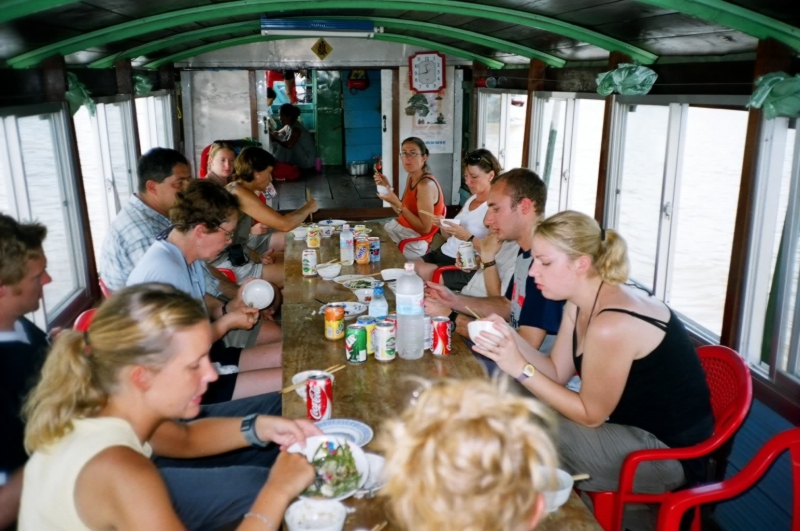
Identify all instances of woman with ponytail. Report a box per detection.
[472,210,713,495]
[19,284,318,531]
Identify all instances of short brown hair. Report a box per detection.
[492,168,547,216]
[0,214,47,286]
[169,180,240,232]
[232,147,277,183]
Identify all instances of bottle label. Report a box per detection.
[340,237,353,248]
[396,293,424,315]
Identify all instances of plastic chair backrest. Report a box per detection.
[656,428,800,531]
[73,309,97,332]
[98,278,111,299]
[696,345,752,436]
[217,268,237,283]
[199,144,212,179]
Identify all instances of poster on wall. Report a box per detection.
[399,66,455,154]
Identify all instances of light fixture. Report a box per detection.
[260,18,382,38]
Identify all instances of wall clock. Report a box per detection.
[409,52,446,93]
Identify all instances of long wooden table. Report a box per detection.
[281,222,601,531]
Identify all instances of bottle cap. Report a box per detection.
[373,286,384,296]
[404,262,415,273]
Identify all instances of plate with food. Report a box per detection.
[333,274,367,284]
[314,419,374,447]
[342,278,384,290]
[318,302,367,320]
[289,436,369,501]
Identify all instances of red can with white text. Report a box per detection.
[432,316,452,356]
[384,314,397,328]
[306,374,333,421]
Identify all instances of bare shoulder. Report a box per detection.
[589,284,670,354]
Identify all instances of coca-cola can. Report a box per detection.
[424,313,432,350]
[432,316,452,356]
[384,314,397,328]
[458,242,477,270]
[306,374,333,421]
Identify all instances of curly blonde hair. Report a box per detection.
[376,378,559,531]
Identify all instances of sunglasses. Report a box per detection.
[465,152,487,165]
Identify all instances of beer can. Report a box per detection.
[374,320,397,362]
[432,316,452,356]
[302,249,318,276]
[355,237,370,265]
[356,316,376,355]
[424,313,432,350]
[345,324,368,364]
[306,374,333,421]
[368,237,381,262]
[324,303,345,340]
[306,225,321,248]
[458,242,477,270]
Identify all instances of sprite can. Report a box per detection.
[345,324,367,364]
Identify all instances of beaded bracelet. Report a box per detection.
[244,512,276,530]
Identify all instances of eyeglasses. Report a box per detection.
[400,151,422,158]
[218,226,235,242]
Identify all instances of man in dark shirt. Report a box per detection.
[0,215,51,530]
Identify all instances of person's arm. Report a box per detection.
[206,264,239,300]
[205,295,259,340]
[477,234,503,297]
[0,468,23,529]
[235,187,317,232]
[402,179,437,235]
[425,281,512,321]
[517,325,547,351]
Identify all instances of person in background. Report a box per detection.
[377,378,558,531]
[375,137,446,259]
[19,284,319,531]
[205,141,236,187]
[0,215,51,530]
[472,211,714,493]
[413,149,501,291]
[269,103,316,174]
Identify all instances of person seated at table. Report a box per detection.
[377,378,558,531]
[269,103,316,178]
[225,147,319,288]
[375,137,446,259]
[471,210,714,493]
[127,180,283,400]
[19,284,319,531]
[413,149,500,290]
[456,230,520,298]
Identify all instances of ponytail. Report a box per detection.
[594,228,629,284]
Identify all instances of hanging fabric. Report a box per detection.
[65,72,96,116]
[748,72,800,120]
[596,63,657,97]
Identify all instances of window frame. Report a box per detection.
[135,90,175,153]
[476,88,527,168]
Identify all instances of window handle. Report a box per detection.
[382,115,387,133]
[662,201,672,219]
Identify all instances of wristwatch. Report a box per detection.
[481,260,497,270]
[241,413,268,447]
[516,364,536,383]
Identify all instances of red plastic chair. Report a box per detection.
[585,345,753,531]
[217,267,237,283]
[656,428,800,531]
[398,207,446,255]
[98,278,111,299]
[73,309,97,332]
[432,265,460,284]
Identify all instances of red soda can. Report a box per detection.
[432,316,452,356]
[306,374,333,420]
[384,314,397,328]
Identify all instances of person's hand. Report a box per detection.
[470,315,527,377]
[377,189,401,210]
[455,253,480,271]
[306,198,320,214]
[260,307,277,321]
[373,172,390,187]
[260,249,276,265]
[479,232,502,262]
[48,327,64,342]
[441,221,472,242]
[424,281,458,309]
[250,222,271,236]
[424,297,451,317]
[247,248,261,264]
[256,416,323,450]
[264,451,316,501]
[226,305,260,330]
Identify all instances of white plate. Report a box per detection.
[318,302,367,320]
[315,419,374,447]
[288,436,369,502]
[342,278,383,290]
[318,219,347,228]
[333,274,367,284]
[292,370,336,399]
[358,453,386,493]
[380,268,404,281]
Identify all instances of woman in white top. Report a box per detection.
[20,284,319,531]
[414,149,502,290]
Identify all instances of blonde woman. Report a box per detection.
[472,211,714,493]
[205,142,236,186]
[19,284,319,531]
[377,378,558,531]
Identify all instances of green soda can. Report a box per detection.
[356,316,376,355]
[345,324,367,364]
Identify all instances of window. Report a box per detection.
[477,90,527,169]
[135,93,174,153]
[534,97,568,218]
[0,104,90,327]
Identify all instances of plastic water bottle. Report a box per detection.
[340,224,354,265]
[396,262,425,360]
[369,285,389,318]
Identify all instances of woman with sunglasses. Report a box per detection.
[127,180,284,403]
[413,149,501,289]
[375,137,446,258]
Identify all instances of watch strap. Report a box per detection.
[241,413,267,447]
[483,260,497,269]
[515,364,535,383]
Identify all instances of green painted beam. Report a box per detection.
[638,0,800,51]
[143,33,505,69]
[0,0,79,25]
[8,0,657,68]
[87,15,564,70]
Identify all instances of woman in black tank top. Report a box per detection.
[471,211,713,492]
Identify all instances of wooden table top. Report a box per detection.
[280,222,601,531]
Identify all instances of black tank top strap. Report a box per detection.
[597,308,669,332]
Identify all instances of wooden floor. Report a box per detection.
[272,166,383,211]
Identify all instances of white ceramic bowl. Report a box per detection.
[537,467,573,513]
[441,218,462,226]
[317,264,342,280]
[241,280,275,310]
[381,268,404,281]
[320,225,335,238]
[467,320,504,346]
[288,435,369,501]
[363,453,386,492]
[291,227,308,240]
[377,184,391,196]
[284,499,347,531]
[354,288,374,303]
[292,370,336,399]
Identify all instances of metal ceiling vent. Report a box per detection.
[260,18,382,38]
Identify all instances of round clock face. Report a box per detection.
[410,53,445,93]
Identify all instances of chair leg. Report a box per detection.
[586,491,616,531]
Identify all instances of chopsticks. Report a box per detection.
[465,305,483,320]
[370,522,388,531]
[571,474,591,482]
[418,209,435,217]
[280,364,346,395]
[306,188,313,222]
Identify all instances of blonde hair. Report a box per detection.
[208,141,235,163]
[535,210,630,284]
[24,284,208,453]
[377,378,558,531]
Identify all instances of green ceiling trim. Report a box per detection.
[143,33,505,69]
[8,0,656,69]
[0,0,79,25]
[638,0,800,50]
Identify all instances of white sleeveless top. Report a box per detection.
[440,195,490,257]
[19,417,152,531]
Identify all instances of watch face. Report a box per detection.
[410,53,445,93]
